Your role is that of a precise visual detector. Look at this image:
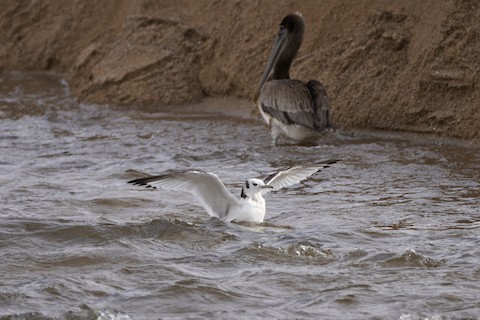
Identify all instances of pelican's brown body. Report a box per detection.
[255,13,331,145]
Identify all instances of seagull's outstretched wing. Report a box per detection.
[262,159,338,194]
[128,171,239,219]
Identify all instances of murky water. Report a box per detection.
[1,72,479,320]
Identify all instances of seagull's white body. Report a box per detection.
[226,191,267,223]
[128,160,337,223]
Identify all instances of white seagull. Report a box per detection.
[128,160,337,223]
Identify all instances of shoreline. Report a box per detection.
[1,1,478,140]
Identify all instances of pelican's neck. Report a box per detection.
[272,23,304,80]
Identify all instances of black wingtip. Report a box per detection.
[314,159,340,173]
[326,159,340,164]
[127,178,157,189]
[316,166,330,173]
[127,178,146,185]
[316,159,339,166]
[320,159,340,167]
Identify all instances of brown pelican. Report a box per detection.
[255,13,331,145]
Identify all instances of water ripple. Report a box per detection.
[1,72,479,319]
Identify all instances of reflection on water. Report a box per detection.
[1,72,479,319]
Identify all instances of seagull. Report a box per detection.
[128,160,337,223]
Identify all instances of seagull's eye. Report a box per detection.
[253,183,258,186]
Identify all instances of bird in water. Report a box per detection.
[128,160,337,223]
[254,13,331,145]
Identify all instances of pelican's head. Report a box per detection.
[240,178,273,199]
[254,13,305,101]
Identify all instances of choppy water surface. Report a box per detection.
[1,72,479,320]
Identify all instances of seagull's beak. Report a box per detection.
[261,185,274,189]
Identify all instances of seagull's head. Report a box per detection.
[240,178,273,199]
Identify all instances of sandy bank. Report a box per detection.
[1,0,479,139]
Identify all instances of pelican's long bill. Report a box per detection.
[254,26,288,101]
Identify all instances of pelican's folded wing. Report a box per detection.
[306,80,331,130]
[260,79,319,131]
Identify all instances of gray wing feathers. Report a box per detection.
[262,160,338,194]
[128,171,238,218]
[259,79,330,131]
[306,80,330,129]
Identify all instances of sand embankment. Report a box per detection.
[1,0,478,138]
